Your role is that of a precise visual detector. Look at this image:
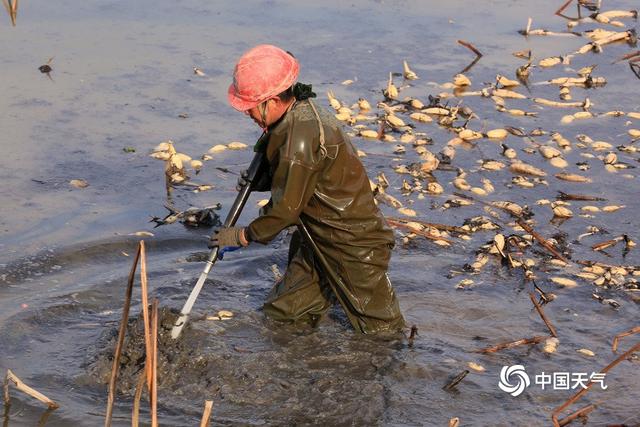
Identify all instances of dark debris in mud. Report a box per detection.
[85,307,409,425]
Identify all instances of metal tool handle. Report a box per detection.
[171,143,267,339]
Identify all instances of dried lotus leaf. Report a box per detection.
[555,173,591,183]
[552,205,573,218]
[539,146,562,159]
[467,362,485,372]
[174,153,192,162]
[386,114,406,128]
[497,75,519,87]
[510,162,546,177]
[453,178,471,191]
[543,337,559,354]
[358,98,371,111]
[573,111,593,120]
[208,144,227,154]
[581,206,600,212]
[458,129,483,140]
[453,73,471,86]
[409,112,433,123]
[602,205,624,212]
[70,179,89,188]
[153,141,173,152]
[422,107,450,115]
[539,56,562,67]
[470,187,487,196]
[360,129,379,139]
[227,141,248,150]
[549,157,568,168]
[560,115,575,124]
[426,182,444,194]
[482,160,506,171]
[492,89,527,99]
[403,60,419,80]
[398,207,417,217]
[486,129,508,139]
[550,277,578,287]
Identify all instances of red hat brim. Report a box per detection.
[227,83,262,112]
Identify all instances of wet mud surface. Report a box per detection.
[86,307,405,425]
[2,0,640,426]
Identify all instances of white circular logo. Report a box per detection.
[498,365,530,397]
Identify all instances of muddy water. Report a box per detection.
[1,0,640,425]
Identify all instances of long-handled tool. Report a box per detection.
[171,142,267,339]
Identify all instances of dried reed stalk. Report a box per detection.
[612,326,640,353]
[4,370,59,410]
[478,336,547,353]
[199,400,214,427]
[131,370,146,427]
[139,241,152,392]
[105,241,142,427]
[150,299,158,427]
[551,340,640,426]
[529,292,558,337]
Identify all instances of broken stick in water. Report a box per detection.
[477,336,547,354]
[555,0,575,19]
[591,235,627,252]
[4,370,59,410]
[385,216,469,234]
[551,340,640,426]
[457,39,483,73]
[457,39,483,58]
[612,325,640,353]
[529,292,558,337]
[613,50,640,64]
[443,370,469,391]
[408,325,418,347]
[557,191,606,202]
[36,408,55,427]
[516,219,569,264]
[558,403,596,426]
[199,400,214,427]
[386,218,453,243]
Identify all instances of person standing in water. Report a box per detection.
[210,44,404,333]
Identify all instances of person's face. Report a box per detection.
[245,100,271,129]
[245,97,289,129]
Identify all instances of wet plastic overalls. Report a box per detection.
[246,99,405,334]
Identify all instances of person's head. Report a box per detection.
[228,44,299,129]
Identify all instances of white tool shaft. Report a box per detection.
[170,263,212,339]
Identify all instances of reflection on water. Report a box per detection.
[1,0,639,425]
